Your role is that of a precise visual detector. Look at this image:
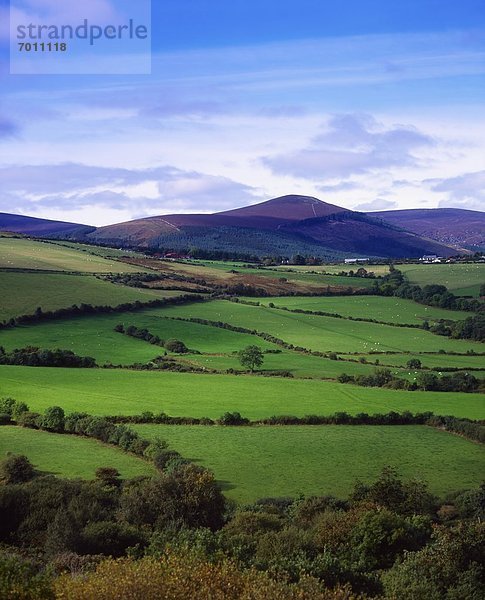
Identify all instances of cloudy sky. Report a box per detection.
[0,0,484,226]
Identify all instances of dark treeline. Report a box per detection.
[373,267,483,312]
[0,346,96,368]
[73,409,485,445]
[115,323,163,345]
[114,324,191,354]
[338,368,482,393]
[427,414,485,444]
[0,400,191,473]
[0,293,206,330]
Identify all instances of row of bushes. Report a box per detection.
[0,399,175,465]
[427,415,485,444]
[0,346,96,368]
[338,369,482,393]
[374,268,483,313]
[0,293,206,330]
[114,324,190,353]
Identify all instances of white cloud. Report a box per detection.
[428,171,485,211]
[261,113,435,180]
[0,163,263,225]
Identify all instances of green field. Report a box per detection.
[348,352,485,369]
[399,263,485,297]
[0,237,145,273]
[133,424,485,502]
[2,365,484,419]
[1,303,481,375]
[0,426,155,480]
[182,350,408,379]
[0,311,277,365]
[244,295,471,324]
[0,271,181,321]
[47,241,145,259]
[274,264,391,276]
[156,300,485,354]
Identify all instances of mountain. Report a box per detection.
[0,212,94,237]
[369,208,485,251]
[0,197,468,259]
[88,195,458,259]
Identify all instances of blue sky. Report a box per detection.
[0,0,484,225]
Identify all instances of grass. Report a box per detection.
[1,365,484,420]
[47,241,145,259]
[0,271,182,321]
[182,350,404,379]
[347,352,485,369]
[0,312,276,364]
[133,424,485,502]
[0,426,155,480]
[0,237,145,273]
[156,300,485,354]
[273,264,391,276]
[242,295,471,325]
[399,263,485,297]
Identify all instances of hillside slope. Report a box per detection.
[371,208,485,250]
[89,195,458,258]
[0,212,94,237]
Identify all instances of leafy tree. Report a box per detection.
[237,345,264,371]
[416,372,439,391]
[382,521,485,600]
[406,358,422,369]
[164,339,189,353]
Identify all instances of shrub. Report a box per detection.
[153,450,182,471]
[164,339,189,353]
[218,412,250,426]
[80,521,146,557]
[40,406,65,433]
[1,454,35,484]
[17,411,42,429]
[95,467,121,487]
[0,552,54,599]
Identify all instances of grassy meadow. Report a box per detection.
[399,263,485,297]
[133,424,485,502]
[0,237,145,273]
[0,311,276,364]
[156,300,485,354]
[0,240,483,502]
[0,426,155,480]
[0,271,182,321]
[2,365,484,420]
[249,295,472,324]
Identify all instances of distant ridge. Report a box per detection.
[1,196,477,258]
[87,195,461,259]
[370,208,485,251]
[0,212,94,237]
